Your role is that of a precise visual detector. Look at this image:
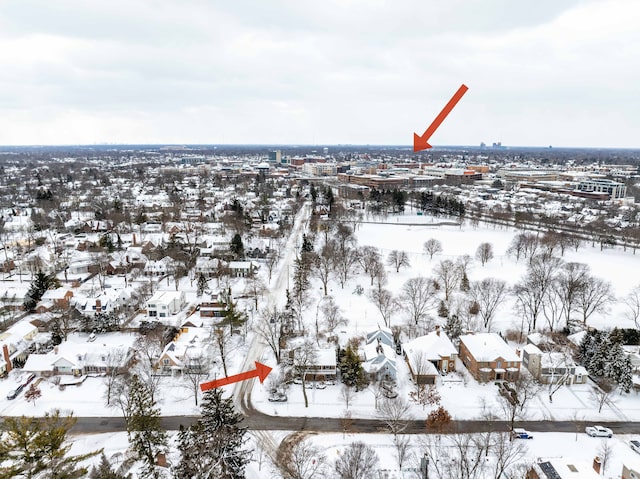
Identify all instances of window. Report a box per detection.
[163,359,170,365]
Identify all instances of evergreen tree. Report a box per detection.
[577,330,598,366]
[460,271,470,292]
[196,273,208,297]
[339,345,368,391]
[618,355,634,393]
[89,453,132,479]
[588,336,610,377]
[606,341,633,393]
[437,300,449,318]
[444,314,463,340]
[174,389,250,479]
[230,233,244,259]
[23,270,59,312]
[125,375,167,479]
[220,290,247,335]
[0,410,100,478]
[301,233,314,253]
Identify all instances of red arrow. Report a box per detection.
[414,84,469,152]
[200,361,272,391]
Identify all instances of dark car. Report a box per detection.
[7,383,25,400]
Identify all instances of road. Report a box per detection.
[66,413,640,436]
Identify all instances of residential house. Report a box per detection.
[292,347,337,382]
[199,300,227,318]
[459,333,521,382]
[0,320,39,376]
[146,290,186,318]
[527,458,601,478]
[366,327,394,348]
[155,326,211,376]
[22,333,136,377]
[403,327,457,385]
[76,288,131,316]
[195,257,224,278]
[523,344,587,385]
[143,256,176,277]
[228,261,259,278]
[622,457,640,479]
[362,338,397,383]
[38,288,74,312]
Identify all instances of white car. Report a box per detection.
[585,425,613,438]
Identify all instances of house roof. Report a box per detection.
[459,333,521,362]
[366,327,394,347]
[404,330,457,362]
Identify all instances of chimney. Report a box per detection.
[592,456,601,474]
[515,348,521,357]
[95,299,102,311]
[435,325,440,336]
[54,346,59,354]
[132,233,137,246]
[2,344,12,373]
[156,452,167,468]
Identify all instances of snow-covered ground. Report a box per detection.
[4,214,640,477]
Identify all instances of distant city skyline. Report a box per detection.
[0,0,638,148]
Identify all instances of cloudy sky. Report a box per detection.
[0,0,638,147]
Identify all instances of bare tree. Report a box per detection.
[542,286,564,332]
[387,250,410,273]
[255,306,288,364]
[577,276,613,326]
[244,274,267,310]
[475,242,494,266]
[624,284,640,328]
[368,287,398,328]
[320,296,346,335]
[393,435,412,471]
[469,278,508,331]
[499,371,541,431]
[334,441,380,479]
[378,396,413,438]
[597,439,614,476]
[213,326,232,377]
[294,340,318,408]
[265,248,281,283]
[490,432,527,479]
[357,246,383,286]
[400,277,438,327]
[313,241,336,296]
[182,350,210,406]
[340,384,356,410]
[278,434,328,479]
[513,254,563,333]
[590,377,614,413]
[423,238,443,260]
[103,347,129,406]
[435,259,461,302]
[554,262,590,327]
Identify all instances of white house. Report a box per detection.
[403,328,458,385]
[146,290,186,318]
[522,344,587,385]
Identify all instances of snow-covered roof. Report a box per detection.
[404,330,457,362]
[459,333,521,362]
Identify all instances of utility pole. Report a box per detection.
[420,453,429,479]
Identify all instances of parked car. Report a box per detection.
[268,392,287,402]
[7,384,25,400]
[631,440,640,454]
[314,381,327,390]
[512,428,533,439]
[585,425,613,438]
[25,373,36,385]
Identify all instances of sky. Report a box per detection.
[0,0,639,148]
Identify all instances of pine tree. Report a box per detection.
[23,270,58,312]
[230,233,244,259]
[196,273,208,297]
[588,336,610,377]
[125,375,167,479]
[437,300,449,318]
[618,355,634,393]
[174,389,250,479]
[339,345,368,391]
[0,410,100,478]
[460,271,470,292]
[220,291,247,335]
[444,314,463,340]
[89,453,132,479]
